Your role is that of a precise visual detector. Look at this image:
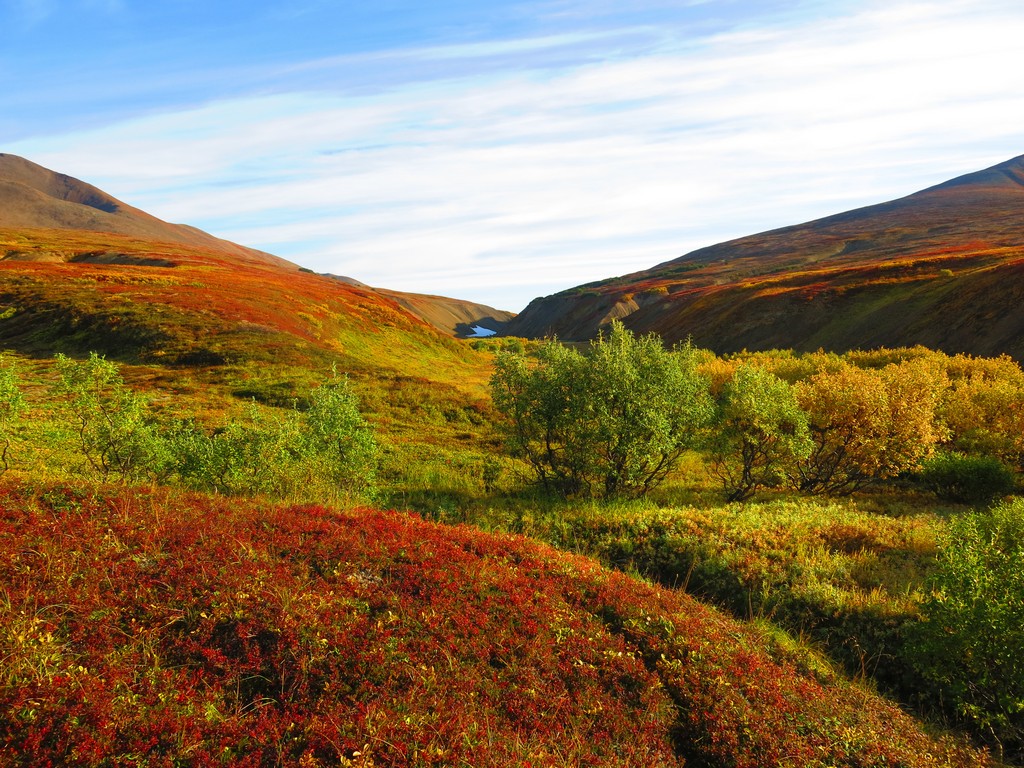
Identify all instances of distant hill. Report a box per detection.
[0,155,496,390]
[372,287,513,338]
[506,154,1024,359]
[0,153,514,383]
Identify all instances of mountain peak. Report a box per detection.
[0,153,123,214]
[0,153,291,267]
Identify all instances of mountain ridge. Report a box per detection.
[0,153,512,340]
[0,153,293,268]
[505,154,1024,358]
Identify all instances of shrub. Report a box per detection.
[167,404,302,497]
[491,321,713,499]
[0,355,25,476]
[170,375,377,502]
[909,498,1024,759]
[50,352,167,483]
[920,452,1017,505]
[294,373,378,499]
[709,365,812,502]
[938,356,1024,467]
[794,360,947,494]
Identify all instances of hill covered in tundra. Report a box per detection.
[506,154,1024,359]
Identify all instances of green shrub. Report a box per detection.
[710,365,812,502]
[167,404,301,497]
[170,375,377,502]
[909,498,1024,758]
[0,355,25,475]
[491,321,713,499]
[295,373,378,499]
[920,452,1017,505]
[50,353,167,483]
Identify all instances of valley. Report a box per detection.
[1,154,1022,766]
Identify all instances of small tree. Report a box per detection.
[51,353,166,483]
[710,365,812,502]
[492,339,591,497]
[0,355,25,476]
[491,321,713,499]
[909,498,1024,759]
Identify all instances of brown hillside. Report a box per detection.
[374,286,514,337]
[0,153,291,268]
[506,154,1024,358]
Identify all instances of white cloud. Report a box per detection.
[11,0,1024,311]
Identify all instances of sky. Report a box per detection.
[2,0,1024,312]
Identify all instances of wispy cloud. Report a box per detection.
[10,0,1024,310]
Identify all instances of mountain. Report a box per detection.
[372,287,513,337]
[505,154,1024,359]
[0,154,509,378]
[0,153,291,268]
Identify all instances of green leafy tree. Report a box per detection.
[51,353,167,483]
[492,339,591,497]
[491,321,713,499]
[909,498,1024,759]
[0,355,25,476]
[584,326,714,497]
[710,365,812,502]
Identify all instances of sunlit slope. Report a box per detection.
[0,154,494,390]
[0,227,486,386]
[0,485,988,767]
[507,154,1024,358]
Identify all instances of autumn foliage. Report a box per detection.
[0,485,989,767]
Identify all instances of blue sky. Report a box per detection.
[3,0,1024,311]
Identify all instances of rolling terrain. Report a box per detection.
[0,154,511,359]
[506,154,1024,358]
[0,153,1016,765]
[0,485,990,767]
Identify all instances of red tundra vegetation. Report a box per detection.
[0,484,988,767]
